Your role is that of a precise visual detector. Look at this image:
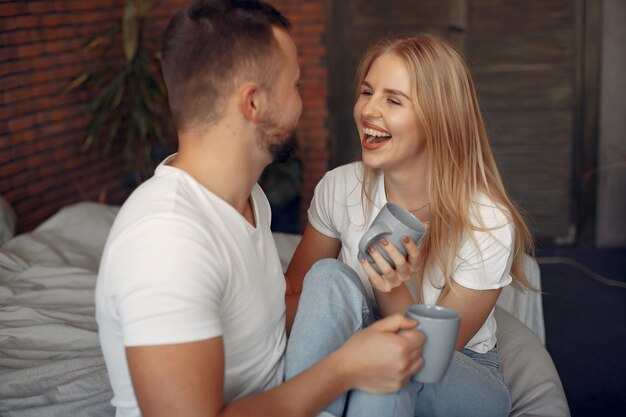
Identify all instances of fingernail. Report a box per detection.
[368,245,375,253]
[358,255,365,263]
[380,239,389,246]
[403,236,410,243]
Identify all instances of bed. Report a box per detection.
[0,201,570,416]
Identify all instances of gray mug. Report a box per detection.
[357,203,426,274]
[405,304,461,383]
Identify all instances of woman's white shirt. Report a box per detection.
[308,162,514,353]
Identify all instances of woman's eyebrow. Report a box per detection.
[360,80,410,99]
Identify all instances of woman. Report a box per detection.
[284,34,535,417]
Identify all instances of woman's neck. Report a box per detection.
[383,167,430,221]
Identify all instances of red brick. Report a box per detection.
[27,177,60,195]
[3,87,33,104]
[10,168,37,188]
[0,15,39,31]
[0,45,18,63]
[40,14,65,27]
[2,55,55,74]
[7,114,35,132]
[1,30,35,46]
[32,81,65,97]
[14,195,43,215]
[0,102,33,121]
[27,1,57,14]
[52,146,76,161]
[77,10,122,24]
[0,3,28,17]
[40,26,79,40]
[301,2,325,14]
[0,159,26,177]
[18,128,38,142]
[55,1,124,12]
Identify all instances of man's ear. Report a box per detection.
[239,82,265,123]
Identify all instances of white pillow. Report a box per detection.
[0,194,17,245]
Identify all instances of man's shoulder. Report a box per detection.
[107,171,219,249]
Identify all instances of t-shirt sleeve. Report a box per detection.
[106,215,225,346]
[307,171,341,239]
[452,208,515,290]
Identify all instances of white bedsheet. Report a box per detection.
[0,203,118,416]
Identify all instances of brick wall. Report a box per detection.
[0,0,328,234]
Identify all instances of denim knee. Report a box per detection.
[413,350,511,417]
[303,258,368,298]
[296,258,374,335]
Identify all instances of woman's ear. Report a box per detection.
[239,82,265,123]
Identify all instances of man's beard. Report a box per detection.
[256,109,298,163]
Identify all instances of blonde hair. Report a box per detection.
[355,34,535,298]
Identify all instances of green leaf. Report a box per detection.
[82,112,107,150]
[86,78,118,113]
[111,75,126,110]
[84,66,119,91]
[138,78,157,112]
[103,116,122,154]
[83,132,95,150]
[58,72,89,95]
[82,23,120,51]
[137,0,153,18]
[133,107,148,144]
[123,1,139,62]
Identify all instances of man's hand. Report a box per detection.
[334,314,424,393]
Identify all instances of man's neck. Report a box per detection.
[171,127,269,216]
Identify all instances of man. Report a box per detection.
[95,1,424,416]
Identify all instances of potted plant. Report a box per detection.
[61,0,172,183]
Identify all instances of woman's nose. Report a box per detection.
[362,97,382,118]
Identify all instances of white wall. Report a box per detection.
[596,0,626,246]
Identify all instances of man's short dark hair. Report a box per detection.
[161,0,291,130]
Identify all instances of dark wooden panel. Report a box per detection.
[468,0,574,33]
[475,67,574,110]
[350,0,450,27]
[484,110,573,146]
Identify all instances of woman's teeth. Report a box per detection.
[363,127,392,143]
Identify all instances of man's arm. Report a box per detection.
[127,315,424,417]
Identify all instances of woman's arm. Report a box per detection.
[436,283,501,350]
[284,224,341,333]
[364,242,501,349]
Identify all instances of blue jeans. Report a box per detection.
[285,259,512,417]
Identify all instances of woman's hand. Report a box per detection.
[359,235,422,293]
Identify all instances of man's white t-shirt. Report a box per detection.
[96,155,287,416]
[308,162,514,353]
